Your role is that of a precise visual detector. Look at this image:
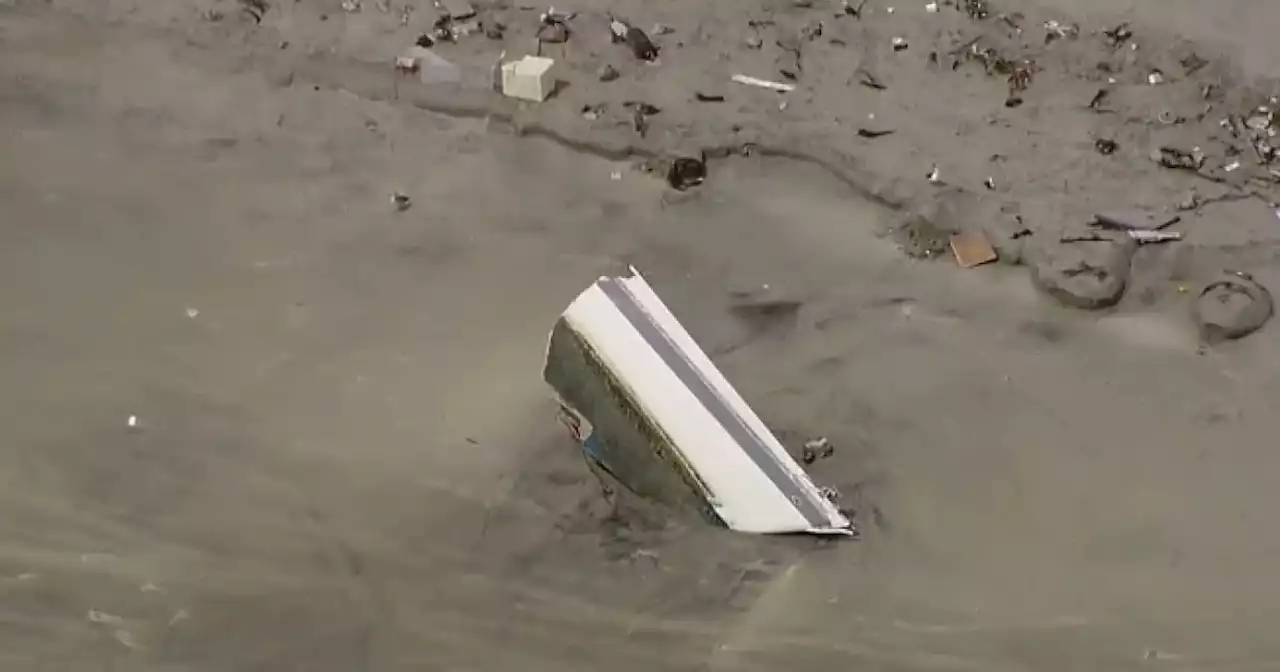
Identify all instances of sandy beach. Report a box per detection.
[3,0,1280,669]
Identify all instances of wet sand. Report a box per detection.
[3,1,1280,669]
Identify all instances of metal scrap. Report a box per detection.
[731,74,795,92]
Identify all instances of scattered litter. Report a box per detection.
[536,11,570,45]
[13,573,37,581]
[632,107,649,136]
[610,18,659,61]
[925,2,938,12]
[1103,22,1133,48]
[140,582,162,593]
[238,0,268,23]
[126,415,139,429]
[964,0,988,19]
[801,20,824,41]
[745,34,763,49]
[1224,160,1241,172]
[1146,69,1164,85]
[731,74,795,93]
[415,33,434,48]
[857,69,887,90]
[88,609,124,625]
[185,307,199,318]
[651,23,674,36]
[983,176,996,189]
[610,171,622,181]
[1157,110,1185,125]
[1127,230,1182,244]
[80,553,118,564]
[1043,19,1079,42]
[891,36,909,52]
[695,92,725,102]
[1095,138,1118,155]
[168,609,190,627]
[842,0,867,18]
[1154,146,1205,171]
[857,128,894,138]
[341,0,361,12]
[597,63,619,82]
[580,103,606,120]
[375,0,389,12]
[399,4,412,25]
[667,155,707,191]
[483,20,505,39]
[501,55,557,102]
[391,192,412,211]
[801,437,834,465]
[950,231,998,268]
[926,165,941,183]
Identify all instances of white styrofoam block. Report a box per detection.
[501,56,556,102]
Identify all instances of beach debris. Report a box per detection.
[858,128,894,138]
[745,34,763,49]
[1088,88,1110,111]
[631,108,648,136]
[1103,22,1133,49]
[415,33,434,48]
[695,92,725,102]
[341,0,361,12]
[983,176,996,189]
[435,0,474,19]
[483,20,505,39]
[891,36,909,51]
[667,155,707,191]
[610,171,622,180]
[801,437,834,464]
[857,69,887,90]
[651,22,674,36]
[842,0,867,17]
[140,582,163,592]
[1194,271,1274,342]
[88,609,124,625]
[580,103,606,120]
[238,0,268,22]
[1176,192,1202,211]
[1154,146,1205,171]
[1091,214,1182,232]
[597,63,619,82]
[1147,69,1164,85]
[801,20,824,41]
[950,231,998,268]
[537,11,570,44]
[610,17,659,61]
[1095,138,1118,155]
[501,55,556,102]
[185,307,199,318]
[375,0,389,12]
[168,609,190,627]
[1127,230,1182,244]
[926,165,941,183]
[1224,160,1241,172]
[1043,19,1079,43]
[399,3,412,24]
[964,0,989,19]
[390,192,412,211]
[126,415,139,430]
[925,2,938,12]
[731,74,794,93]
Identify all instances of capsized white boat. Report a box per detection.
[543,268,853,536]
